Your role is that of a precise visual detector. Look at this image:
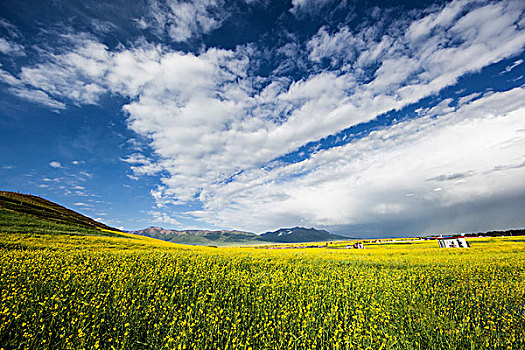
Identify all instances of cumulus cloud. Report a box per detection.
[0,37,25,56]
[458,92,481,106]
[74,202,93,207]
[49,161,62,168]
[290,0,338,16]
[125,0,525,208]
[138,0,228,42]
[18,33,109,105]
[90,19,117,34]
[0,68,65,110]
[0,33,107,108]
[190,88,525,232]
[149,210,182,226]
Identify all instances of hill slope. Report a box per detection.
[0,191,120,237]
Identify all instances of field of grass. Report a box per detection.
[0,231,524,350]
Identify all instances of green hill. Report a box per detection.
[0,191,120,237]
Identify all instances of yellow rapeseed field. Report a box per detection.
[0,232,524,349]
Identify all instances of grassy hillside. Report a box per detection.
[0,191,202,252]
[0,191,120,237]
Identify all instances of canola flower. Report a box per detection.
[0,233,524,349]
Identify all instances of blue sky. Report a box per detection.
[1,0,525,237]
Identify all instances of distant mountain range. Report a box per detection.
[258,227,347,243]
[129,227,262,246]
[131,226,348,246]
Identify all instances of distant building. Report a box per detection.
[437,237,470,248]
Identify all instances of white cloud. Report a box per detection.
[139,0,228,42]
[0,33,107,109]
[90,19,117,34]
[18,33,109,105]
[290,0,337,16]
[0,68,65,109]
[74,202,93,207]
[458,92,481,106]
[502,58,524,73]
[417,98,455,117]
[49,161,62,168]
[0,68,22,87]
[78,171,93,179]
[9,87,66,110]
[0,37,25,56]
[0,18,21,38]
[406,0,468,42]
[149,210,182,226]
[190,88,525,232]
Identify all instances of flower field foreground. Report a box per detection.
[0,233,524,350]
